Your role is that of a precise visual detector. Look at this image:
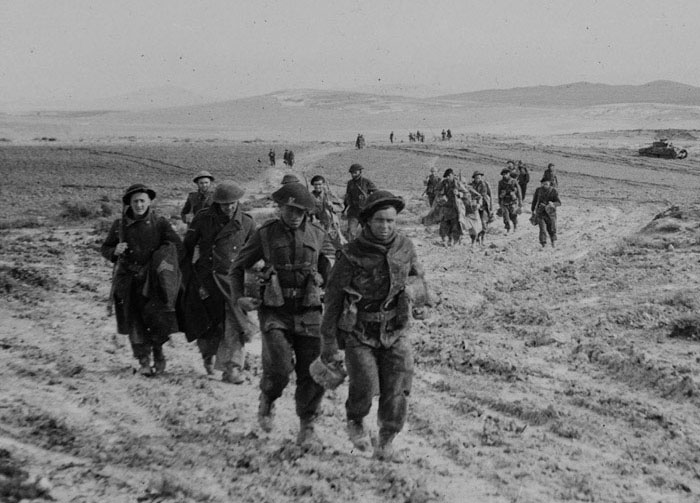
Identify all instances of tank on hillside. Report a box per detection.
[638,139,688,159]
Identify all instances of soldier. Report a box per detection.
[320,190,427,461]
[230,183,335,446]
[517,161,530,200]
[181,171,215,225]
[102,184,183,376]
[343,163,377,241]
[436,168,467,246]
[310,175,345,249]
[422,167,440,207]
[531,179,562,247]
[180,182,256,383]
[389,131,394,144]
[281,173,300,185]
[470,171,493,230]
[497,168,522,233]
[283,149,289,166]
[268,149,276,167]
[541,163,559,188]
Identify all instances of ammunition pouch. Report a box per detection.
[337,287,362,332]
[262,269,285,307]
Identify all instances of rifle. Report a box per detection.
[107,205,127,315]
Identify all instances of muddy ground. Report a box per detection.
[1,133,700,502]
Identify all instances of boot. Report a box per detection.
[222,364,244,385]
[257,393,275,433]
[346,419,371,452]
[153,346,166,375]
[297,417,322,448]
[203,356,214,375]
[138,356,152,377]
[373,432,397,461]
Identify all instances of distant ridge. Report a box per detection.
[437,80,700,107]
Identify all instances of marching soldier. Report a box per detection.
[320,190,428,461]
[342,163,377,241]
[181,182,256,383]
[531,179,562,247]
[497,168,522,233]
[181,171,215,225]
[230,182,335,446]
[102,184,183,376]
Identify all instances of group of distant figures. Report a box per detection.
[422,160,561,248]
[268,148,295,167]
[408,131,425,143]
[440,129,452,141]
[355,134,366,149]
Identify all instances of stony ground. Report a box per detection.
[1,134,700,502]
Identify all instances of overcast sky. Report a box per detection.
[2,0,699,103]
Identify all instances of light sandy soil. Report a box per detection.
[2,134,700,502]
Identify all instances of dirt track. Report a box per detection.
[2,136,700,502]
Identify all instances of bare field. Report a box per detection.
[2,133,700,502]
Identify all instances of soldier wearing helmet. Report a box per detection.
[101,184,183,376]
[230,182,335,447]
[320,190,428,461]
[181,182,256,383]
[422,166,440,207]
[342,163,377,241]
[181,170,215,226]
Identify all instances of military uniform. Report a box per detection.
[231,183,334,442]
[531,183,562,247]
[181,191,214,223]
[343,164,377,240]
[320,190,424,460]
[182,183,255,381]
[424,173,440,207]
[470,172,493,230]
[497,171,523,232]
[101,185,183,374]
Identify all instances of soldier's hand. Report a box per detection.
[320,346,343,365]
[114,242,128,256]
[237,297,261,312]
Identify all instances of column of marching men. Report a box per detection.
[101,157,558,461]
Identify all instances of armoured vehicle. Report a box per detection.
[638,139,687,159]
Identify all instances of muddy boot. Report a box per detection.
[222,364,244,385]
[257,393,275,433]
[152,346,166,375]
[346,419,371,452]
[137,356,152,377]
[297,417,322,448]
[203,356,214,376]
[373,432,397,462]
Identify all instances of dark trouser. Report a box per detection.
[439,217,462,242]
[478,208,490,230]
[125,288,168,359]
[196,325,223,359]
[519,183,528,200]
[427,194,436,207]
[538,213,557,245]
[344,336,413,437]
[501,203,518,231]
[260,327,324,421]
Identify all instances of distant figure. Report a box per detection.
[343,163,377,240]
[422,167,440,207]
[268,149,276,166]
[541,163,558,188]
[355,134,365,149]
[517,161,530,200]
[531,179,561,248]
[446,129,452,140]
[181,170,215,226]
[283,149,290,166]
[408,133,415,142]
[441,129,446,141]
[497,168,523,234]
[287,150,295,167]
[389,131,394,143]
